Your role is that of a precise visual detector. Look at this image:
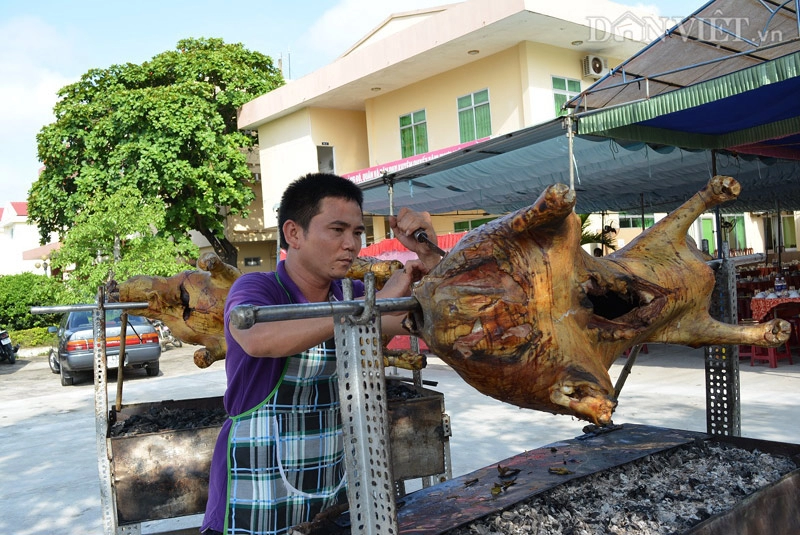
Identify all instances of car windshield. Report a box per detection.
[67,311,150,330]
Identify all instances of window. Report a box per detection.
[765,214,797,250]
[618,212,655,229]
[454,217,495,232]
[721,215,748,250]
[457,89,491,143]
[399,110,428,158]
[552,76,581,117]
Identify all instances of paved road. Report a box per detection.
[1,343,798,534]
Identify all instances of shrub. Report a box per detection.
[9,327,56,348]
[0,273,69,330]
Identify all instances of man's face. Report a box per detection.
[299,196,365,280]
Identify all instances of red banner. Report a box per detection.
[343,139,489,185]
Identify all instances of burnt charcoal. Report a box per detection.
[109,406,228,437]
[444,441,796,535]
[386,380,424,401]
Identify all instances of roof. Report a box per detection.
[0,201,28,224]
[10,202,28,217]
[238,0,653,129]
[360,0,800,215]
[22,242,61,261]
[360,118,800,215]
[569,0,800,159]
[569,0,800,114]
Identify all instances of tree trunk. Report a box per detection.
[195,223,239,267]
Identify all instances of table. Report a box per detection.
[750,297,800,321]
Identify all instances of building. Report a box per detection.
[0,202,59,276]
[237,0,662,269]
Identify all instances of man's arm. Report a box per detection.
[230,317,338,358]
[389,207,442,270]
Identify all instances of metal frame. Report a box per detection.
[705,244,742,437]
[33,295,149,535]
[31,249,753,531]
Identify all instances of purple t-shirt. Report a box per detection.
[201,261,364,532]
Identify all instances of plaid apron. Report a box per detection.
[225,338,346,534]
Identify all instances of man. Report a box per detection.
[201,172,441,535]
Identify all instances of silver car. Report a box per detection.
[48,310,162,386]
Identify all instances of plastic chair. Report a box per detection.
[738,344,756,360]
[751,340,793,368]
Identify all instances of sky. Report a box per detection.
[0,0,706,205]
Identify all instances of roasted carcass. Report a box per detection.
[346,256,403,289]
[406,175,790,425]
[111,252,242,368]
[111,253,423,370]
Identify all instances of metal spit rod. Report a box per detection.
[229,296,419,329]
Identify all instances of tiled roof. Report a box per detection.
[10,201,28,216]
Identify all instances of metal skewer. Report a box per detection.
[413,228,447,257]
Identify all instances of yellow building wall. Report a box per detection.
[365,46,524,166]
[364,42,625,167]
[308,108,369,175]
[257,108,368,229]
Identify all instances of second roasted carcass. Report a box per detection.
[111,253,423,370]
[406,176,789,425]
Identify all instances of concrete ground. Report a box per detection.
[0,342,798,534]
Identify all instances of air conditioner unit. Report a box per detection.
[582,55,609,79]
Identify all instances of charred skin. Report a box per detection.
[115,252,242,368]
[113,253,422,370]
[409,176,789,425]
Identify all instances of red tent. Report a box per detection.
[359,231,466,262]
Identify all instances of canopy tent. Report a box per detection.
[360,0,800,217]
[361,119,800,216]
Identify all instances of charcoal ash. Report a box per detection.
[109,380,421,438]
[387,380,425,401]
[109,406,228,437]
[443,440,796,535]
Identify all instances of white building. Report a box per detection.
[0,202,59,276]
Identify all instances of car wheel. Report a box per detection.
[48,349,60,374]
[145,361,160,377]
[60,366,74,386]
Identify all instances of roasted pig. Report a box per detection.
[406,175,789,425]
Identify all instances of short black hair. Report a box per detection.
[278,172,364,250]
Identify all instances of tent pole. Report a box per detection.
[777,200,783,268]
[383,172,395,238]
[711,150,725,259]
[640,193,645,230]
[566,116,575,191]
[601,211,606,255]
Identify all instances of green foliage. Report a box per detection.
[30,37,284,264]
[579,213,617,251]
[51,186,199,300]
[9,327,56,349]
[0,273,69,330]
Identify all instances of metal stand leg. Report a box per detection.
[335,276,398,535]
[706,244,741,437]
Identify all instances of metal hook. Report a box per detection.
[346,273,377,325]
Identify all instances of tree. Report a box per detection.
[579,213,617,252]
[50,186,199,300]
[30,38,284,265]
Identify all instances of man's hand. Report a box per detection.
[377,259,428,301]
[377,259,429,335]
[389,207,441,269]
